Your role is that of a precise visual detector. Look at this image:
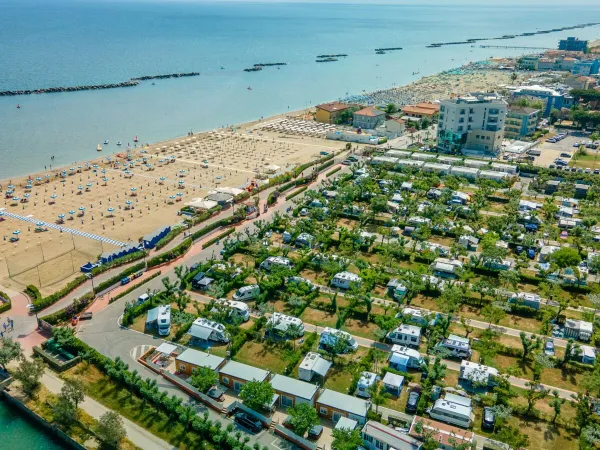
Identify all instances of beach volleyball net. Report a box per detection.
[2,232,105,288]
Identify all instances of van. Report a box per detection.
[259,256,293,271]
[137,293,151,305]
[232,284,260,301]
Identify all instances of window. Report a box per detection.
[486,136,490,140]
[467,125,471,130]
[320,407,328,415]
[411,337,417,342]
[469,108,474,114]
[364,434,373,443]
[375,439,385,450]
[458,118,464,123]
[179,364,186,372]
[222,376,229,385]
[440,105,445,112]
[459,109,465,115]
[458,126,463,131]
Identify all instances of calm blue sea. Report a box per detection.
[0,400,66,450]
[1,0,600,179]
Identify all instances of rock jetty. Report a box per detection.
[243,63,287,72]
[316,54,347,58]
[0,72,200,97]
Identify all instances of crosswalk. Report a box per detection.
[130,344,154,360]
[0,209,127,247]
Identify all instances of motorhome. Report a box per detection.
[157,305,172,336]
[438,334,472,359]
[319,328,359,353]
[397,307,439,327]
[214,299,250,322]
[389,345,423,370]
[331,271,362,289]
[188,318,230,344]
[356,372,378,398]
[386,324,422,347]
[259,256,293,271]
[232,284,260,301]
[267,312,305,338]
[427,393,473,428]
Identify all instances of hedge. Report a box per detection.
[229,316,266,357]
[40,292,94,325]
[326,167,341,177]
[108,271,162,305]
[26,285,42,302]
[33,275,88,310]
[190,219,227,241]
[154,227,185,251]
[147,238,192,268]
[93,262,146,294]
[286,186,308,201]
[90,251,146,276]
[0,291,11,314]
[203,228,235,248]
[316,159,335,172]
[283,332,317,375]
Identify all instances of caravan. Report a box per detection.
[267,312,305,338]
[438,334,472,359]
[427,393,474,428]
[214,299,250,322]
[259,256,293,271]
[356,372,378,398]
[157,305,172,336]
[188,318,230,344]
[232,284,260,301]
[319,328,358,353]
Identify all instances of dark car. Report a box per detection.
[308,425,324,439]
[526,248,536,259]
[234,413,262,433]
[406,390,421,414]
[482,407,496,430]
[207,387,224,402]
[560,153,571,158]
[515,246,524,254]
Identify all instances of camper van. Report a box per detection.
[137,293,151,305]
[427,393,473,428]
[267,312,305,338]
[356,372,378,398]
[319,328,358,353]
[232,284,260,301]
[157,305,172,336]
[188,318,230,343]
[438,334,472,359]
[214,299,250,322]
[259,256,293,271]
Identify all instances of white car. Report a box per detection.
[573,142,580,147]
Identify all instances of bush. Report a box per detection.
[229,317,266,357]
[173,320,194,342]
[90,251,146,276]
[203,228,235,248]
[286,186,308,201]
[40,292,94,325]
[33,275,88,310]
[326,167,341,177]
[147,238,192,268]
[26,285,42,302]
[190,219,227,241]
[154,228,185,251]
[0,291,11,314]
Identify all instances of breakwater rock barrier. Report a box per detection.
[0,72,200,97]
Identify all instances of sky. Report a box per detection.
[25,0,599,3]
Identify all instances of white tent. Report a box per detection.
[209,187,245,196]
[185,198,219,210]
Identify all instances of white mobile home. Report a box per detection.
[298,352,332,381]
[319,328,359,352]
[232,284,260,301]
[259,256,293,271]
[432,258,463,278]
[389,345,423,371]
[450,166,479,179]
[459,361,498,389]
[428,393,473,428]
[331,271,362,289]
[565,319,593,342]
[387,324,422,347]
[267,312,305,337]
[438,334,472,359]
[187,318,230,344]
[356,372,378,398]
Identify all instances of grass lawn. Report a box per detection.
[62,364,214,450]
[234,340,294,374]
[300,307,337,329]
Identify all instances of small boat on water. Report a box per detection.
[103,140,109,145]
[247,86,252,90]
[133,136,139,142]
[97,144,102,151]
[117,141,122,146]
[16,104,20,109]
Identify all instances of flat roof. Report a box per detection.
[363,421,421,450]
[317,389,369,417]
[270,374,319,401]
[382,372,404,388]
[176,348,225,371]
[219,360,269,382]
[155,343,177,355]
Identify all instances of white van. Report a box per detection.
[232,284,260,301]
[259,256,293,271]
[157,305,171,336]
[137,293,151,305]
[215,299,250,322]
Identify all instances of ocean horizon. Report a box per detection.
[1,0,600,179]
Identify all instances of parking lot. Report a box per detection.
[534,130,600,171]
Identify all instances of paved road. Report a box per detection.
[43,370,177,450]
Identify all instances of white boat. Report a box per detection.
[97,144,102,152]
[103,140,109,145]
[116,141,122,146]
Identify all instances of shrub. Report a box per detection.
[90,251,146,276]
[26,285,42,302]
[33,276,88,310]
[203,228,235,248]
[326,167,341,177]
[0,291,11,314]
[147,238,192,268]
[286,186,308,201]
[94,262,146,294]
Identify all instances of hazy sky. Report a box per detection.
[66,0,600,4]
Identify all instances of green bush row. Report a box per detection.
[40,292,94,325]
[90,251,146,277]
[94,262,146,294]
[326,167,341,177]
[32,276,88,310]
[154,227,185,251]
[147,238,192,268]
[203,228,235,248]
[285,186,308,201]
[0,291,11,314]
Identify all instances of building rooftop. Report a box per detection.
[270,374,318,401]
[176,348,225,371]
[507,106,540,115]
[317,389,370,417]
[354,106,385,117]
[299,352,332,376]
[219,360,269,382]
[409,416,474,447]
[316,102,351,113]
[363,421,421,450]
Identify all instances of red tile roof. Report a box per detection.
[354,106,385,117]
[316,102,351,113]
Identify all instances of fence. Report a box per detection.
[273,424,318,450]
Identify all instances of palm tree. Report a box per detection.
[161,277,177,298]
[174,265,189,290]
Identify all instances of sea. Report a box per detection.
[0,400,66,450]
[1,0,600,180]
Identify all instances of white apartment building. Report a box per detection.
[437,93,507,154]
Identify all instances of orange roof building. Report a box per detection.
[315,102,352,124]
[401,102,440,119]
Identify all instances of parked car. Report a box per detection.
[207,387,224,402]
[573,142,580,147]
[482,407,496,430]
[544,339,555,356]
[560,153,571,158]
[406,389,421,414]
[308,425,324,439]
[342,160,352,165]
[594,169,600,175]
[515,246,524,255]
[234,413,262,433]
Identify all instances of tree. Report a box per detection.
[0,336,22,370]
[61,379,85,410]
[384,103,397,114]
[571,392,593,432]
[549,389,565,424]
[174,265,189,290]
[12,358,45,396]
[562,339,581,367]
[369,382,390,414]
[96,411,127,449]
[190,367,217,394]
[285,403,320,437]
[519,331,541,361]
[53,395,77,428]
[161,277,178,298]
[524,381,549,416]
[549,247,581,272]
[499,270,520,292]
[495,425,530,450]
[481,303,506,327]
[239,380,274,412]
[491,404,512,431]
[331,427,363,450]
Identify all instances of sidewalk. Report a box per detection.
[42,370,176,450]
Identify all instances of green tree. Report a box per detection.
[239,380,274,412]
[549,247,581,272]
[495,425,530,450]
[285,403,320,437]
[12,358,45,396]
[524,381,549,416]
[520,331,541,361]
[562,339,581,367]
[369,382,390,414]
[384,103,397,114]
[331,427,363,450]
[481,303,506,327]
[96,411,127,449]
[0,336,22,370]
[571,392,593,432]
[174,265,190,290]
[53,395,77,428]
[549,389,565,424]
[61,379,85,410]
[190,367,217,394]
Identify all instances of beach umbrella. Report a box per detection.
[130,187,137,192]
[13,230,20,235]
[12,197,20,201]
[169,195,176,200]
[176,192,183,197]
[70,167,75,171]
[36,222,44,227]
[58,214,65,219]
[6,189,14,195]
[79,206,86,211]
[7,185,14,189]
[102,177,109,183]
[69,210,75,216]
[125,200,133,205]
[50,194,57,199]
[178,180,185,185]
[101,169,107,174]
[25,184,32,189]
[23,193,30,199]
[86,182,93,188]
[45,175,51,179]
[78,185,84,190]
[78,165,83,169]
[35,177,42,182]
[93,164,99,169]
[107,207,114,213]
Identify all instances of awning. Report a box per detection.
[313,358,332,377]
[382,372,404,388]
[155,343,177,355]
[188,324,213,340]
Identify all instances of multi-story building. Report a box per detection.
[504,106,540,139]
[572,59,600,76]
[511,85,572,117]
[353,106,386,130]
[437,92,507,154]
[559,37,588,52]
[315,102,353,124]
[537,56,578,72]
[518,55,540,71]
